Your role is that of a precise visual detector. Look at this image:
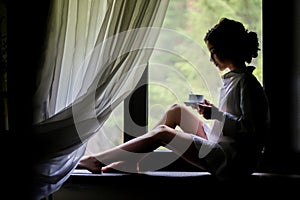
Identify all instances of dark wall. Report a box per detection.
[293,0,300,154]
[262,0,300,173]
[4,1,51,199]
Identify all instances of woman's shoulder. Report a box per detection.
[240,66,260,81]
[227,66,258,82]
[237,66,264,90]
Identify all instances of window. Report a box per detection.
[148,0,263,134]
[85,0,263,158]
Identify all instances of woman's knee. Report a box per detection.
[153,125,176,140]
[155,124,169,132]
[166,103,182,116]
[169,103,182,110]
[152,125,172,137]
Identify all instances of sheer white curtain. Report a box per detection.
[32,0,169,199]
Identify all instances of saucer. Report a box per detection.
[184,100,204,106]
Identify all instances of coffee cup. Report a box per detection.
[188,94,204,103]
[184,94,204,106]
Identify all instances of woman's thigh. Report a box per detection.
[163,104,207,138]
[152,125,213,171]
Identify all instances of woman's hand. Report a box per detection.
[191,99,211,118]
[199,99,213,119]
[193,99,224,121]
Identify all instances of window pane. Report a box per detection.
[86,0,263,155]
[85,102,124,155]
[149,0,262,132]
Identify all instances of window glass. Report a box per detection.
[148,0,262,134]
[85,0,262,155]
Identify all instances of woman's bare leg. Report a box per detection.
[153,104,207,139]
[78,126,165,173]
[78,104,207,173]
[78,125,208,173]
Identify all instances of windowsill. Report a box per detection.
[53,168,300,199]
[70,149,300,181]
[71,169,300,180]
[79,150,300,176]
[53,150,300,199]
[72,169,211,177]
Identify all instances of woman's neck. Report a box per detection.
[228,62,246,71]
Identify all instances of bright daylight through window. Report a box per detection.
[85,0,262,155]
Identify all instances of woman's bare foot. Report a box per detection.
[77,156,104,174]
[101,161,138,174]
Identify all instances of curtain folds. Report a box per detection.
[32,0,169,199]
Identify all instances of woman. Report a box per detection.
[77,18,270,180]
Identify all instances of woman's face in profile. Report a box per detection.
[205,41,228,71]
